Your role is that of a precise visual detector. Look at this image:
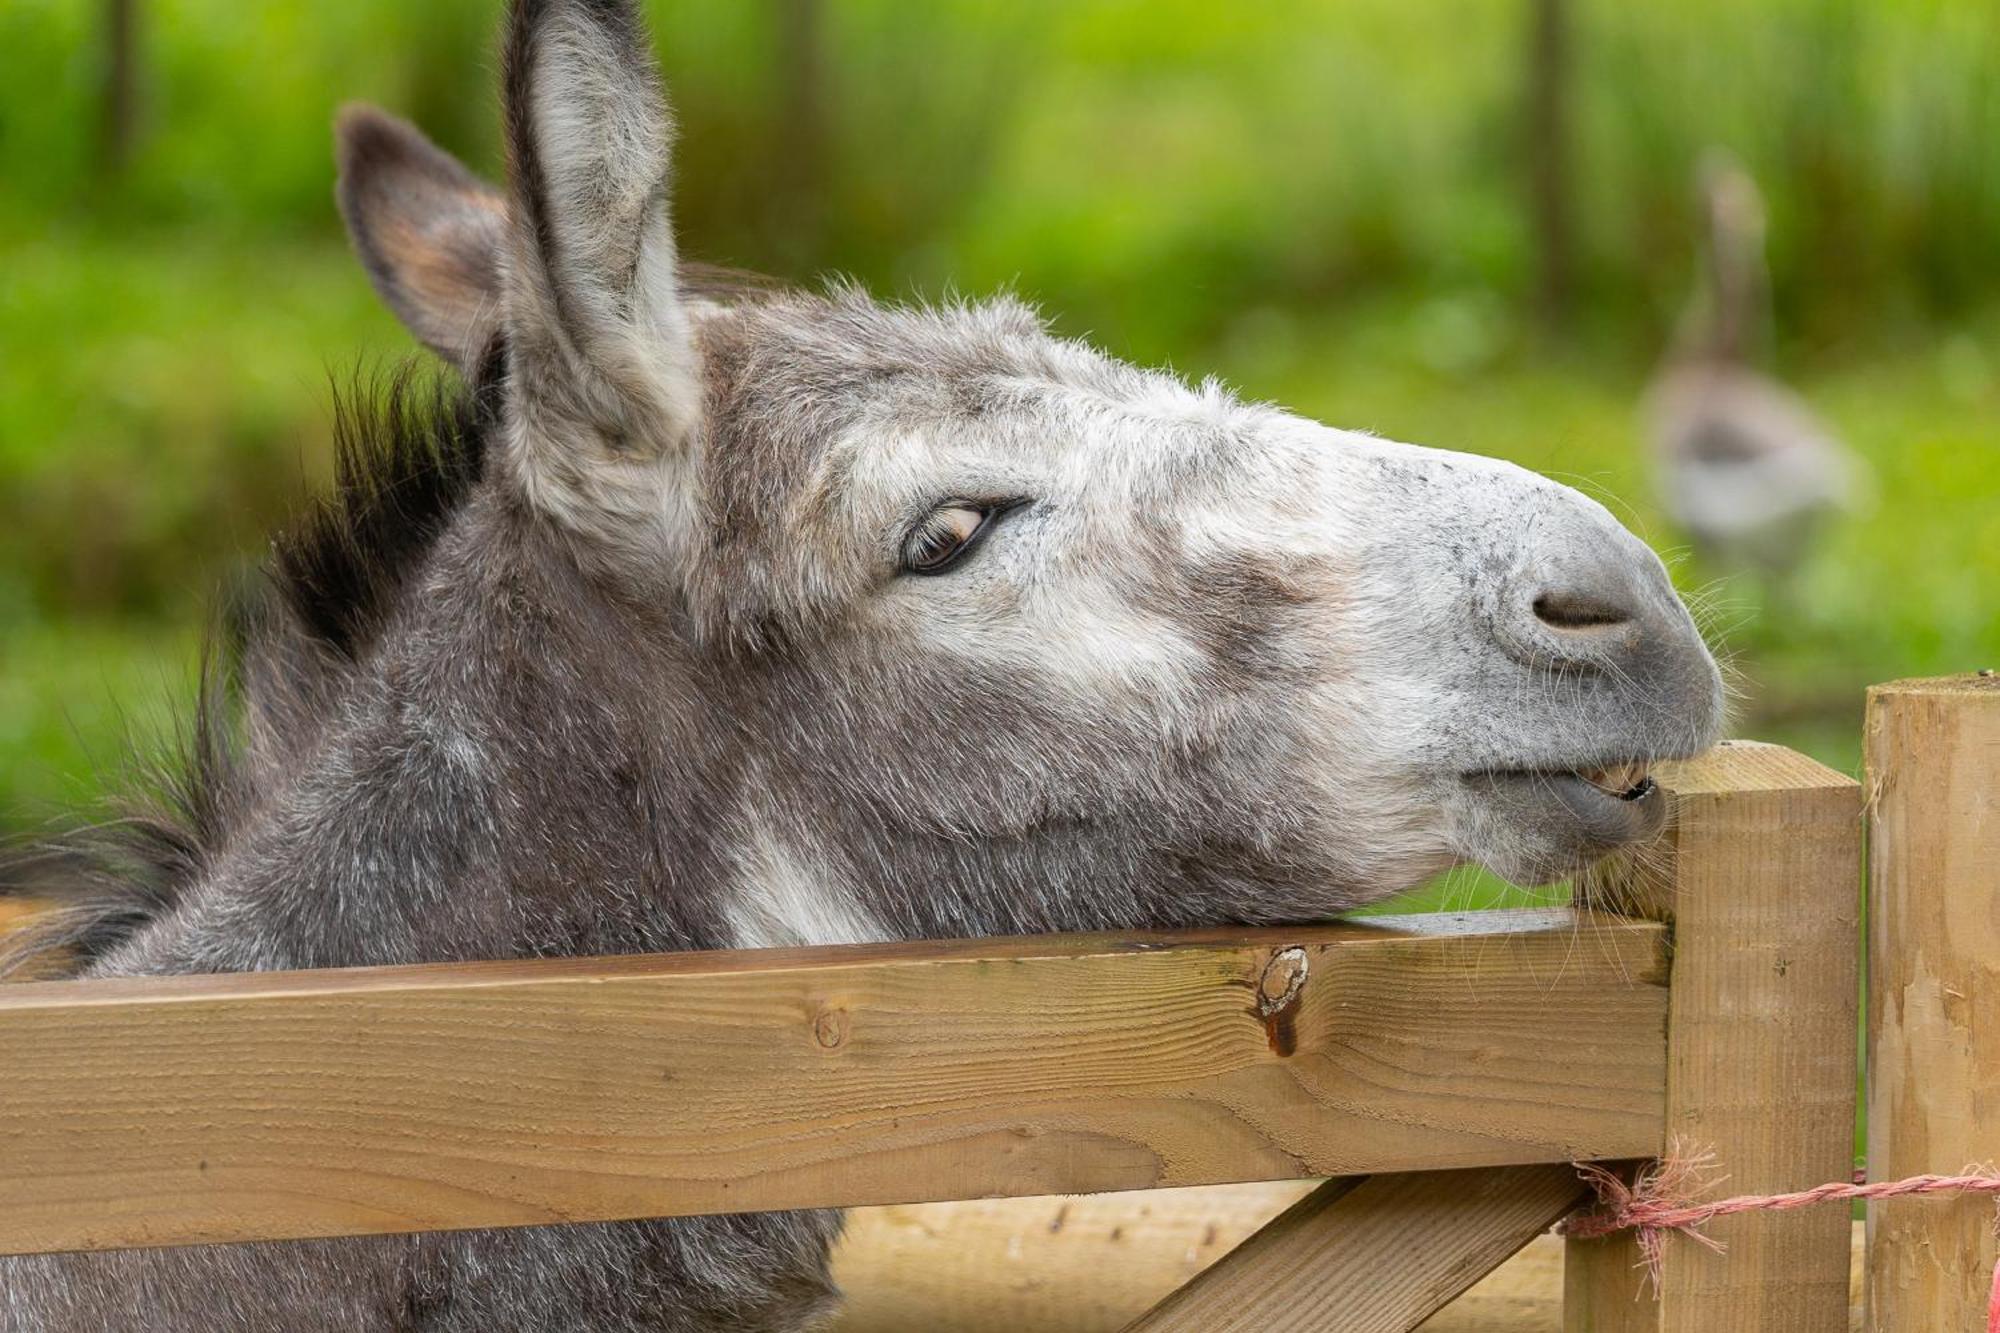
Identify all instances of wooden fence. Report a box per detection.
[0,674,1994,1331]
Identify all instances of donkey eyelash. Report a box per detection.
[899,499,1029,576]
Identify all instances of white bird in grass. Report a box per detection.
[1647,153,1863,583]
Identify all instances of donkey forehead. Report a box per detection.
[701,293,1304,527]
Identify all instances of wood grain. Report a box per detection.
[1118,1177,1364,1332]
[1122,1165,1587,1333]
[1864,675,2000,1332]
[0,909,1666,1257]
[1565,741,1861,1331]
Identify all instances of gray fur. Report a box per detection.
[0,1,1723,1328]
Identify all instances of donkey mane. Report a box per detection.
[278,357,500,663]
[0,362,500,975]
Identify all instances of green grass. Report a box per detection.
[7,1,1999,343]
[0,618,196,830]
[0,231,404,621]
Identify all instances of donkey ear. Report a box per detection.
[335,105,508,376]
[501,0,700,453]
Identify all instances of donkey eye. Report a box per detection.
[901,503,1001,575]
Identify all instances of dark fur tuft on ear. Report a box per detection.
[336,104,509,374]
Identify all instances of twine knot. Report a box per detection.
[1559,1141,2000,1329]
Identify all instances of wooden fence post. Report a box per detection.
[1564,741,1860,1331]
[1865,674,2000,1331]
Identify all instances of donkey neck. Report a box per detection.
[97,485,765,976]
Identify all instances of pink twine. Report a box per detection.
[1560,1145,2000,1331]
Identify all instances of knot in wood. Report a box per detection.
[812,1006,849,1050]
[1257,947,1309,1016]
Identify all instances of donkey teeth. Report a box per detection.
[1577,762,1654,800]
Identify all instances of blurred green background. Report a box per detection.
[1,0,1995,899]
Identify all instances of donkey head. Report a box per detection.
[335,0,1721,936]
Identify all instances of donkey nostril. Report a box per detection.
[1532,589,1634,632]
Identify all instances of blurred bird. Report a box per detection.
[1646,152,1862,584]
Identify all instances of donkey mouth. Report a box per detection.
[1465,761,1666,850]
[1573,762,1657,803]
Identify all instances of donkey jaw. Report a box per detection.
[1452,758,1684,888]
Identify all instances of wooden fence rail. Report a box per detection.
[0,713,1922,1331]
[1123,1166,1587,1332]
[0,909,1667,1257]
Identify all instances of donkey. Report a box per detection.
[0,1,1722,1328]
